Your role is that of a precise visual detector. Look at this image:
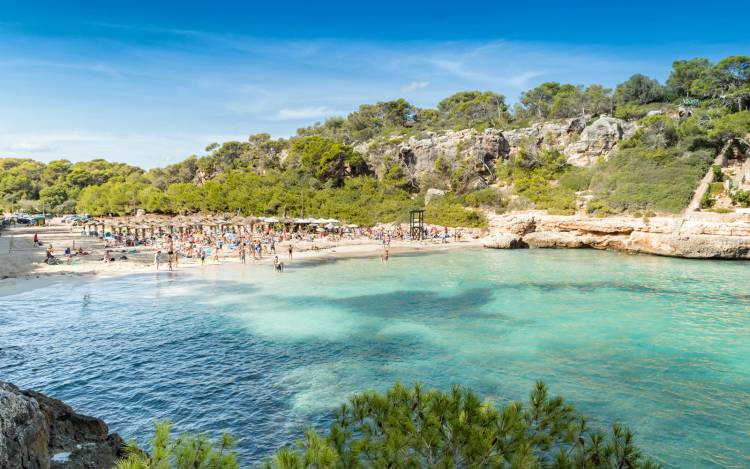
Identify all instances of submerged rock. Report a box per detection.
[0,381,124,469]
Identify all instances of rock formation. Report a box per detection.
[563,116,636,166]
[359,115,635,190]
[0,381,124,469]
[484,211,750,259]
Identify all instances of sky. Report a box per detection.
[1,0,748,168]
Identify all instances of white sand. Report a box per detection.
[0,221,482,296]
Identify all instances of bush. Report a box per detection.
[559,167,594,191]
[587,139,714,213]
[263,382,657,468]
[731,189,750,207]
[712,165,724,182]
[700,191,715,209]
[424,195,487,228]
[118,383,658,469]
[461,187,506,210]
[503,150,578,215]
[115,420,239,469]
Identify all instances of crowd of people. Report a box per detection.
[33,222,472,271]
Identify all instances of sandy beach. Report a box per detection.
[0,220,483,296]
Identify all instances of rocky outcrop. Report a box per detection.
[563,116,636,167]
[485,211,750,259]
[425,188,446,205]
[503,117,586,159]
[0,381,124,469]
[359,116,635,190]
[358,128,508,191]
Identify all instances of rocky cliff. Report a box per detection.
[0,381,124,469]
[484,211,750,259]
[357,115,636,190]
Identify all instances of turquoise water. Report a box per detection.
[1,249,749,467]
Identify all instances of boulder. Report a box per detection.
[503,117,586,159]
[564,116,636,166]
[425,188,446,205]
[360,128,509,191]
[522,231,586,249]
[0,381,124,469]
[483,232,527,249]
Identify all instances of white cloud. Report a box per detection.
[401,81,430,93]
[7,141,55,153]
[276,106,343,121]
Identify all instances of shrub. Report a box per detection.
[262,382,657,468]
[586,139,714,213]
[730,189,750,207]
[712,164,724,182]
[461,187,506,209]
[700,191,715,209]
[424,195,487,228]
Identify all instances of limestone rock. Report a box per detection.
[425,188,446,205]
[0,382,49,469]
[483,232,526,249]
[0,381,124,469]
[503,117,586,159]
[360,128,509,191]
[563,116,636,166]
[487,212,750,259]
[523,231,586,249]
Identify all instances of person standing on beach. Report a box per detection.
[287,243,293,260]
[167,249,173,271]
[154,250,161,270]
[239,243,246,264]
[213,245,220,263]
[200,248,206,266]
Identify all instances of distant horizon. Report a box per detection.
[1,0,748,168]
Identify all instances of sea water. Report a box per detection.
[1,249,748,468]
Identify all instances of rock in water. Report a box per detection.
[0,381,124,469]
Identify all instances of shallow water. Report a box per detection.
[1,249,749,468]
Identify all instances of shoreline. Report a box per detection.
[0,225,484,296]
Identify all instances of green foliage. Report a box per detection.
[289,136,367,186]
[712,165,725,182]
[667,58,712,98]
[461,187,507,210]
[730,189,750,207]
[700,191,715,209]
[424,194,487,228]
[587,139,714,213]
[115,420,239,469]
[518,82,612,120]
[436,91,509,129]
[263,382,658,469]
[615,74,667,105]
[6,55,750,222]
[502,149,578,215]
[707,111,750,141]
[624,115,679,149]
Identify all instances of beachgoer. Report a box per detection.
[239,243,246,264]
[273,255,283,272]
[287,244,293,260]
[200,248,206,265]
[154,250,161,270]
[167,249,173,271]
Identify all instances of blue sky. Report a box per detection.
[1,1,748,168]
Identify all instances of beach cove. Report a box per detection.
[1,248,748,468]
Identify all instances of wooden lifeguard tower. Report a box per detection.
[409,209,424,240]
